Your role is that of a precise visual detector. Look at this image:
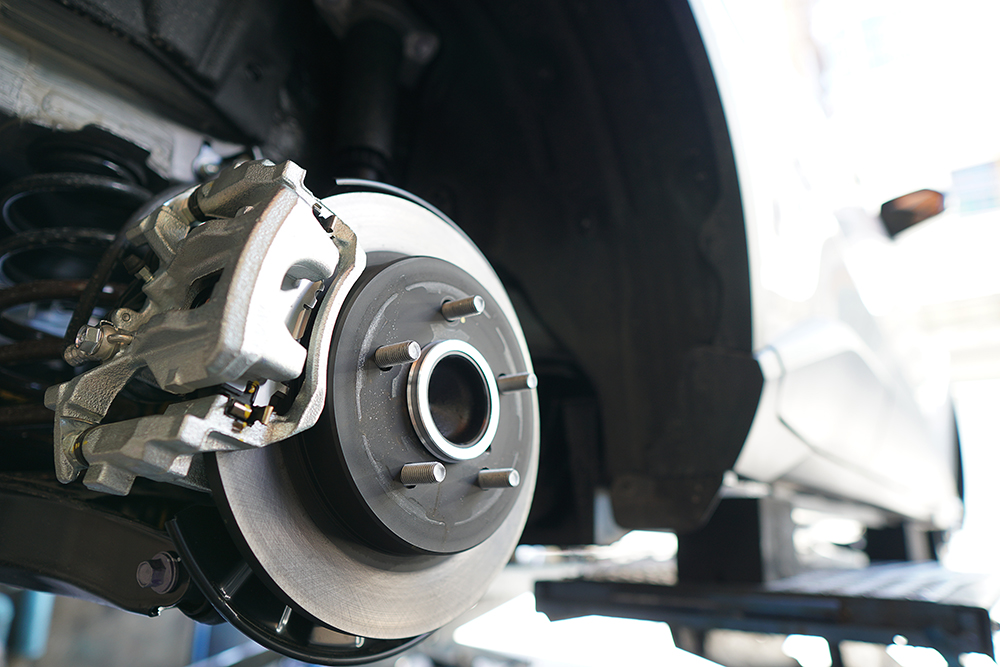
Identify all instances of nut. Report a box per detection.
[73,323,133,362]
[74,325,104,356]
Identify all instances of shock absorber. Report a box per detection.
[320,4,439,187]
[332,19,404,182]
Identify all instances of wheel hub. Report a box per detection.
[304,255,531,556]
[209,189,539,641]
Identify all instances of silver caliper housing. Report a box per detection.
[44,160,366,495]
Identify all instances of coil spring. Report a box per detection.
[0,146,154,426]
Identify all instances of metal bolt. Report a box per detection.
[73,323,130,362]
[374,341,421,369]
[400,462,446,486]
[122,256,153,284]
[110,309,138,331]
[136,551,181,595]
[441,295,485,321]
[63,346,91,367]
[74,325,104,355]
[478,468,520,489]
[497,372,538,394]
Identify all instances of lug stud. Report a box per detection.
[400,462,446,486]
[478,468,520,489]
[497,372,537,394]
[441,295,485,321]
[374,341,421,369]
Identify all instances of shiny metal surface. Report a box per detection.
[373,340,420,369]
[213,191,539,639]
[406,339,500,462]
[440,295,484,321]
[497,372,538,394]
[399,461,446,485]
[477,468,520,489]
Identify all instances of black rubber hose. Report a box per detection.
[62,183,190,346]
[61,227,132,346]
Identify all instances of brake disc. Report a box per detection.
[209,189,539,641]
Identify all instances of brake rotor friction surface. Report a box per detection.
[211,192,539,640]
[307,255,528,555]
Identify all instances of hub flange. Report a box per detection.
[302,256,529,555]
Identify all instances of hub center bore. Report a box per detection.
[408,339,500,462]
[430,356,484,442]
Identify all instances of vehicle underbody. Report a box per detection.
[0,0,782,662]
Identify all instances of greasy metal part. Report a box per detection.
[399,462,445,486]
[373,340,420,369]
[226,402,254,422]
[497,372,538,394]
[477,468,520,489]
[407,339,500,462]
[440,295,484,321]
[212,191,539,639]
[73,325,105,355]
[44,160,367,495]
